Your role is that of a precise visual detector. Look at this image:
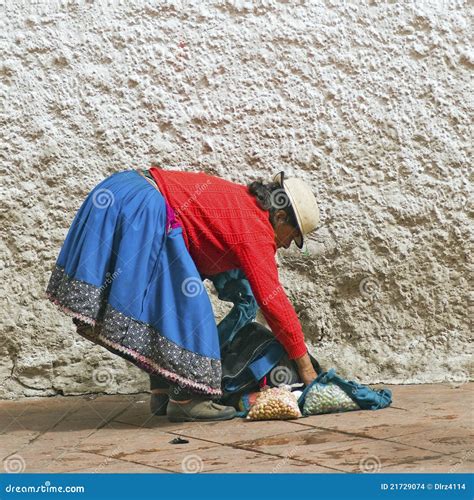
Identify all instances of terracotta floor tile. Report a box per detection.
[5,439,86,472]
[449,450,474,473]
[233,428,363,457]
[77,421,217,463]
[2,419,127,473]
[0,396,79,416]
[294,407,471,440]
[391,384,473,410]
[163,417,307,445]
[0,431,40,466]
[382,452,474,473]
[290,438,444,473]
[23,450,165,473]
[203,455,336,473]
[125,445,335,473]
[199,446,342,473]
[67,457,170,473]
[386,427,474,455]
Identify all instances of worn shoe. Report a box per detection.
[150,393,169,416]
[167,399,237,422]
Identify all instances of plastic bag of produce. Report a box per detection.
[247,386,302,420]
[302,382,360,416]
[298,368,392,416]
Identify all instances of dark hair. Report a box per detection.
[247,179,298,228]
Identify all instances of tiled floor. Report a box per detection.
[1,383,472,473]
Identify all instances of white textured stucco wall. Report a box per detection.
[1,0,472,399]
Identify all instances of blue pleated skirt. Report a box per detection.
[46,169,222,396]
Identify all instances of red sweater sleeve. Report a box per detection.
[237,243,308,359]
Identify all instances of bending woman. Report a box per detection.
[46,167,320,422]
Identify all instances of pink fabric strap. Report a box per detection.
[165,202,181,232]
[137,169,182,233]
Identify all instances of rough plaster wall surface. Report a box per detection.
[1,0,472,399]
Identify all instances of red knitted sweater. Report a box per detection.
[148,166,307,359]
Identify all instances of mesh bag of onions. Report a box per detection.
[247,386,302,421]
[302,382,360,415]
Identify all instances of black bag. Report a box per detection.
[218,322,322,407]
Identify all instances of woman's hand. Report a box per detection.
[294,352,317,387]
[299,366,317,386]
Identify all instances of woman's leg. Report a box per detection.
[149,373,169,393]
[168,384,193,401]
[149,374,169,416]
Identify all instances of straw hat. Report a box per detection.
[273,171,320,249]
